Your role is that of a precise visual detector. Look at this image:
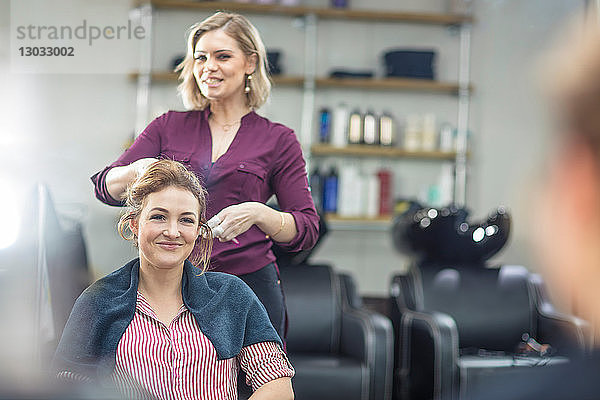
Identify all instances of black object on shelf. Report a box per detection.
[329,69,375,79]
[267,50,282,75]
[171,54,185,71]
[383,49,436,80]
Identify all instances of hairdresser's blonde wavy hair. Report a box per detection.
[117,159,213,272]
[175,12,271,110]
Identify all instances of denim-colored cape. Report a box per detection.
[51,258,282,382]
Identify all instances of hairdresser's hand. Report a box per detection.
[106,157,158,201]
[131,157,159,177]
[208,202,264,243]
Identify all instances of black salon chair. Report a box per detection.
[280,264,394,400]
[391,262,587,400]
[389,203,588,400]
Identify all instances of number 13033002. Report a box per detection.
[19,46,74,56]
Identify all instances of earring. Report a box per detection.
[244,74,252,93]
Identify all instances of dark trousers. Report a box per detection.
[238,262,286,340]
[237,263,287,399]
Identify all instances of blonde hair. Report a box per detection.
[117,159,213,272]
[175,12,271,110]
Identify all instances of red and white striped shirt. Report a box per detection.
[110,291,294,400]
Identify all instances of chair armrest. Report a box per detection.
[339,272,364,309]
[390,268,422,312]
[529,274,590,354]
[340,307,394,400]
[399,310,459,400]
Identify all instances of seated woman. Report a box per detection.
[52,159,294,400]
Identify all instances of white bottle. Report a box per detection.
[363,110,377,145]
[331,103,349,148]
[365,171,380,218]
[379,112,395,146]
[347,109,363,145]
[404,114,421,152]
[439,123,454,152]
[338,165,362,217]
[421,113,438,152]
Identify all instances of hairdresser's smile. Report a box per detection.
[193,29,254,104]
[202,75,224,88]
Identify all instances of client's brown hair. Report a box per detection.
[117,159,212,272]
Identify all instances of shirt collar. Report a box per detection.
[135,291,187,324]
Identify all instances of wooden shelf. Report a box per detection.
[128,72,469,94]
[317,77,470,94]
[324,214,392,231]
[311,144,456,160]
[128,71,304,86]
[132,1,473,25]
[326,214,392,223]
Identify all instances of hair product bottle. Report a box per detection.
[363,110,378,145]
[309,167,324,213]
[318,107,331,144]
[331,103,349,148]
[347,109,363,145]
[421,113,438,152]
[377,169,393,216]
[379,112,395,147]
[323,167,339,214]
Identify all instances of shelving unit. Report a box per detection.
[131,0,473,214]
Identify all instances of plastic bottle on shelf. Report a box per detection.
[439,123,454,152]
[331,0,348,8]
[318,107,331,143]
[404,114,421,152]
[331,103,349,148]
[421,113,438,152]
[347,109,363,145]
[309,166,324,213]
[377,169,393,216]
[363,110,378,145]
[365,171,380,218]
[322,167,339,214]
[338,165,363,217]
[379,112,395,147]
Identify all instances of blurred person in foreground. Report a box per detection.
[472,8,600,400]
[53,159,294,399]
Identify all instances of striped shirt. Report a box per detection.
[110,291,294,400]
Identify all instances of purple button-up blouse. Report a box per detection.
[91,109,319,275]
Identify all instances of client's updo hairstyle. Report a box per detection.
[117,159,213,272]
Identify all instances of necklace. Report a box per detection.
[210,115,242,132]
[221,120,241,132]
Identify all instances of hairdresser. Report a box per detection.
[91,11,319,340]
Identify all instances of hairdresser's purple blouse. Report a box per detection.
[91,109,319,275]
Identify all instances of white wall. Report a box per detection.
[468,0,583,272]
[0,0,587,294]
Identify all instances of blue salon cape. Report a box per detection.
[52,258,282,382]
